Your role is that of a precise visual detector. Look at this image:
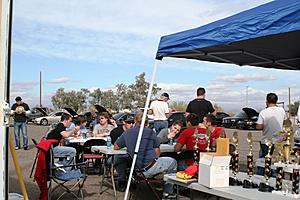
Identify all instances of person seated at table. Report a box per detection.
[108,115,134,192]
[114,112,177,198]
[66,115,88,137]
[203,114,226,151]
[93,112,115,138]
[157,120,183,144]
[174,113,207,170]
[46,113,80,167]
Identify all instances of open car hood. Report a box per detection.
[63,107,78,117]
[35,107,48,116]
[242,107,258,118]
[94,105,111,117]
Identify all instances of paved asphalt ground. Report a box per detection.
[8,124,263,199]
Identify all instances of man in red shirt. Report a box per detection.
[174,114,206,170]
[203,114,226,151]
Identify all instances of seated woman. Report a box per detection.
[93,112,115,139]
[157,120,183,144]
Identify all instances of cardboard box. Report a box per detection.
[198,153,231,188]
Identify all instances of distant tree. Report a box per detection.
[170,101,187,111]
[213,103,224,112]
[128,73,161,109]
[89,88,102,105]
[116,84,132,111]
[51,88,87,112]
[290,101,300,116]
[101,90,118,112]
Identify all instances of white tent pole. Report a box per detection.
[124,60,158,200]
[0,0,12,199]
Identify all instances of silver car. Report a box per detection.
[34,111,69,126]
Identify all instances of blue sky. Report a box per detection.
[11,0,300,112]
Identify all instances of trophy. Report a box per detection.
[259,139,274,192]
[205,129,211,152]
[292,151,300,195]
[229,131,242,186]
[193,128,200,164]
[243,132,257,188]
[274,143,284,192]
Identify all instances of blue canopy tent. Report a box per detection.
[156,0,300,70]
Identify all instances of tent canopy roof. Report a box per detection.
[156,0,300,70]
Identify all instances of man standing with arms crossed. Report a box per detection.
[186,87,216,124]
[149,92,170,133]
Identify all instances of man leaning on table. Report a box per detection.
[114,112,178,200]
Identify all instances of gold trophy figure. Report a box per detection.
[229,131,241,186]
[259,139,274,192]
[243,132,257,188]
[292,151,300,195]
[274,143,284,192]
[193,128,200,164]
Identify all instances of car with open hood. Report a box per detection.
[222,107,258,130]
[27,107,49,122]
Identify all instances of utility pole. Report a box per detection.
[288,87,291,118]
[39,71,42,107]
[246,86,249,107]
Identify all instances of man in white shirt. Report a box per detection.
[256,93,286,158]
[149,92,170,133]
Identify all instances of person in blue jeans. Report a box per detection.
[11,96,30,150]
[114,112,177,199]
[46,113,80,167]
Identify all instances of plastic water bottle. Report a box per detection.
[168,138,174,146]
[107,135,112,149]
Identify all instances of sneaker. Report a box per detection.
[117,181,126,192]
[162,193,177,200]
[23,146,28,150]
[15,147,20,150]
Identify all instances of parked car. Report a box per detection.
[215,112,230,126]
[167,112,187,129]
[27,107,49,122]
[34,111,69,126]
[222,107,258,129]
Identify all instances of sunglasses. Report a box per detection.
[99,117,106,120]
[125,121,134,124]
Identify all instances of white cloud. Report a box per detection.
[12,0,272,64]
[47,77,70,84]
[217,74,276,83]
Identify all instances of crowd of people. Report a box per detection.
[11,87,291,199]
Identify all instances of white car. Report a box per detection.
[34,111,69,126]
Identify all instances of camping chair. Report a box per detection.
[48,145,87,200]
[127,153,161,200]
[29,138,39,178]
[82,139,106,174]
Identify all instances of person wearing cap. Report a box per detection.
[11,96,30,150]
[186,87,216,124]
[109,115,134,192]
[149,92,170,133]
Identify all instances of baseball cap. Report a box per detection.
[15,96,22,101]
[161,92,170,100]
[124,115,134,123]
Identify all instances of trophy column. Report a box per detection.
[259,139,274,192]
[193,128,200,164]
[229,131,241,186]
[243,132,257,188]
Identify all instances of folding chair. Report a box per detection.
[127,154,162,200]
[48,146,87,200]
[29,138,39,178]
[82,139,106,174]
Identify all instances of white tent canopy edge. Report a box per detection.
[0,0,12,199]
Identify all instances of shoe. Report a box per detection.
[23,146,28,150]
[117,181,126,192]
[162,193,177,200]
[15,147,20,150]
